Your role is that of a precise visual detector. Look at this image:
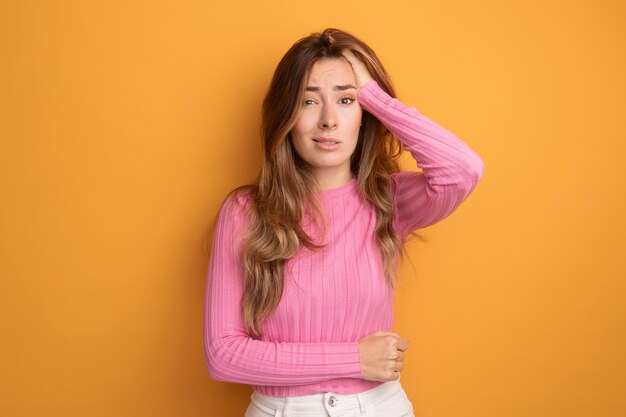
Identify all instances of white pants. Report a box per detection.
[244,376,415,417]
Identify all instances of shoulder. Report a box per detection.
[225,186,254,209]
[214,186,254,234]
[218,186,255,225]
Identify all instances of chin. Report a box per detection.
[311,160,349,170]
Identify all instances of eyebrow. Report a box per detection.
[305,84,357,92]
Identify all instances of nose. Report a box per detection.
[319,104,337,129]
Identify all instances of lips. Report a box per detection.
[313,137,341,144]
[312,137,341,151]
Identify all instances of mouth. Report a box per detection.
[313,137,341,144]
[312,137,341,151]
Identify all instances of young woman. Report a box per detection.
[203,28,484,416]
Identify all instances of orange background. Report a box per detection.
[1,0,625,416]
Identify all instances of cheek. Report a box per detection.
[293,110,316,129]
[289,134,304,154]
[347,111,363,139]
[289,118,306,146]
[289,131,312,161]
[349,108,363,130]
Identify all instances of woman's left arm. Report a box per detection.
[357,79,485,240]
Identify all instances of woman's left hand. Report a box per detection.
[341,48,374,92]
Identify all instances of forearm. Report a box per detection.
[357,80,485,234]
[204,326,362,385]
[357,79,484,186]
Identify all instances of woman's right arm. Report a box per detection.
[203,193,364,386]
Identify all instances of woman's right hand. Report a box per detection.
[358,331,410,381]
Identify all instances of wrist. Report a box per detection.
[359,78,375,91]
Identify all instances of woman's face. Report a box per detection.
[289,58,362,184]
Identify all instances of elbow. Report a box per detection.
[206,361,230,383]
[455,154,485,199]
[204,342,222,379]
[463,152,485,190]
[205,363,221,382]
[204,340,224,382]
[203,333,245,383]
[205,345,234,383]
[470,154,485,185]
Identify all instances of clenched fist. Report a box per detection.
[358,331,410,381]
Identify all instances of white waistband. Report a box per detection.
[250,376,404,415]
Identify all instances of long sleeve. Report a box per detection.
[357,80,485,240]
[203,193,363,386]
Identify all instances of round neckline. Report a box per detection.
[318,177,358,197]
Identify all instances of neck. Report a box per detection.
[313,166,354,191]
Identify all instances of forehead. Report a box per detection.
[306,58,355,85]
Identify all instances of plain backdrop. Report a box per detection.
[1,0,625,416]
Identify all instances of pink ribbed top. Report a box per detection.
[203,80,484,397]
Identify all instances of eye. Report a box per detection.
[340,97,356,105]
[303,99,316,105]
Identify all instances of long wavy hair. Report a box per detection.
[214,28,423,338]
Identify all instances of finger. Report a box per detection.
[341,49,366,73]
[340,50,354,66]
[395,350,404,362]
[343,47,365,60]
[340,48,357,62]
[396,338,410,351]
[376,331,399,338]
